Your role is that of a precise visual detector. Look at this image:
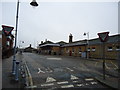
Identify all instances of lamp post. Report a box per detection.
[12,0,38,75]
[83,32,89,59]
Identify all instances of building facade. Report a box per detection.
[38,34,120,60]
[2,30,14,59]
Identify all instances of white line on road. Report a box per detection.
[110,61,118,69]
[57,81,69,84]
[85,83,89,85]
[90,81,97,85]
[76,84,84,87]
[66,67,74,72]
[105,63,111,69]
[41,83,54,87]
[61,85,74,88]
[38,68,45,74]
[71,75,79,80]
[85,78,94,81]
[47,58,62,60]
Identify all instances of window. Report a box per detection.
[87,48,90,51]
[107,46,113,51]
[116,46,120,51]
[0,35,2,38]
[92,47,95,52]
[66,48,69,53]
[79,47,81,53]
[72,48,74,53]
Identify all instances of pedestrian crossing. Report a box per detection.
[34,75,98,88]
[31,67,105,88]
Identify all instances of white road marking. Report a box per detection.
[85,78,94,81]
[38,68,45,74]
[110,61,118,69]
[46,67,53,73]
[46,77,56,82]
[57,81,68,84]
[90,81,97,85]
[47,58,62,60]
[61,85,74,88]
[41,83,54,87]
[71,75,79,80]
[76,84,84,87]
[26,85,37,88]
[66,67,74,72]
[105,63,111,69]
[85,83,89,85]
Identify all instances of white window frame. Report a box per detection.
[72,48,74,53]
[87,48,90,51]
[107,46,113,51]
[92,48,96,52]
[6,41,10,46]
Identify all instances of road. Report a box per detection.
[21,52,117,89]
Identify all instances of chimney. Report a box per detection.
[41,41,43,44]
[69,33,73,43]
[45,39,47,42]
[30,44,31,47]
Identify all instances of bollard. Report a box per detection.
[12,60,16,75]
[15,61,20,81]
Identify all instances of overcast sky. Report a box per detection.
[1,0,119,48]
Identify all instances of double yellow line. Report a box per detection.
[24,62,37,89]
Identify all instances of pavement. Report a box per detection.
[73,57,120,89]
[95,76,119,89]
[2,53,25,90]
[1,52,120,89]
[85,58,120,89]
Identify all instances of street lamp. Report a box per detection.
[12,0,38,75]
[83,32,89,59]
[30,0,39,6]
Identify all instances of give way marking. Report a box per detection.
[46,77,56,83]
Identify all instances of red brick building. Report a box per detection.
[38,33,120,60]
[2,30,14,59]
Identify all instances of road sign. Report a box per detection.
[98,32,109,42]
[97,32,109,80]
[2,25,14,36]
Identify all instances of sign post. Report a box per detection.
[98,32,109,80]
